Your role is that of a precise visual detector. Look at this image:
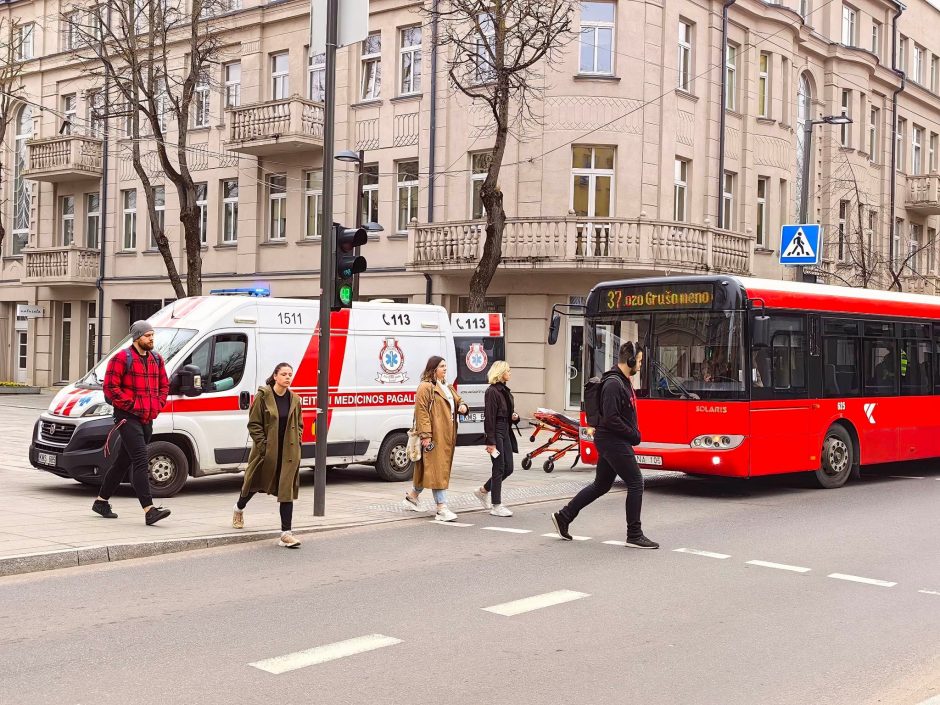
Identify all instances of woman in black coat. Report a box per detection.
[474,361,519,517]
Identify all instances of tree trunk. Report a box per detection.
[180,205,202,296]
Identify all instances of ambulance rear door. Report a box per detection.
[451,313,505,445]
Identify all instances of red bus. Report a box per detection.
[553,275,940,488]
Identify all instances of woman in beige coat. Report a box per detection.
[232,362,304,548]
[402,355,468,521]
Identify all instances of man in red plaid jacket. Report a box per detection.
[93,320,172,525]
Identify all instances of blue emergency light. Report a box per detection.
[209,287,271,297]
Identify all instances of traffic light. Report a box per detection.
[332,223,368,310]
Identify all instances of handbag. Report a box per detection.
[406,418,423,462]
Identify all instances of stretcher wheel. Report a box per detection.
[543,459,555,473]
[529,434,537,443]
[521,455,532,470]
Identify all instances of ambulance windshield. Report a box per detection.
[79,328,198,387]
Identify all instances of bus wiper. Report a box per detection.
[651,360,700,400]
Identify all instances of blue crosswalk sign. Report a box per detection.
[779,224,821,265]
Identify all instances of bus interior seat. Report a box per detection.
[825,364,839,394]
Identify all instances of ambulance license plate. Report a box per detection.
[635,454,662,466]
[38,452,57,467]
[459,412,484,423]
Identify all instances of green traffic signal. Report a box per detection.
[338,283,353,307]
[331,224,369,311]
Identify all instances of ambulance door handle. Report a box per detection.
[239,391,251,410]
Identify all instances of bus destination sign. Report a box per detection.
[599,283,714,312]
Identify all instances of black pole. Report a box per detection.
[717,0,735,228]
[799,121,814,283]
[352,148,364,300]
[94,4,112,362]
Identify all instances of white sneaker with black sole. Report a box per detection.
[402,495,422,512]
[490,505,513,517]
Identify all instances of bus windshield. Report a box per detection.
[77,328,199,388]
[589,311,746,401]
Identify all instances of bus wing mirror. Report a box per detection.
[752,315,771,348]
[548,313,561,345]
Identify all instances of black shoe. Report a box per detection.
[145,506,171,525]
[92,500,118,519]
[551,512,573,541]
[625,535,659,549]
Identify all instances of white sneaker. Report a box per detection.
[473,488,492,510]
[435,507,458,522]
[402,495,422,512]
[490,504,513,517]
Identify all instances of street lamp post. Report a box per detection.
[798,114,853,283]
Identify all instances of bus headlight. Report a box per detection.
[690,434,744,449]
[83,402,113,417]
[580,426,595,440]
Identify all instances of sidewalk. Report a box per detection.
[0,392,605,577]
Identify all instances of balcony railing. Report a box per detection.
[905,173,940,215]
[22,246,100,286]
[24,135,103,182]
[225,96,325,155]
[408,216,754,276]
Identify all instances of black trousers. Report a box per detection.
[559,433,644,539]
[99,416,154,509]
[237,492,293,532]
[483,424,514,505]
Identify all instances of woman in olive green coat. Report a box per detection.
[232,362,304,548]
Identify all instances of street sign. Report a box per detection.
[16,304,44,318]
[310,0,368,55]
[779,224,821,266]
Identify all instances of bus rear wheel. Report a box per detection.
[813,425,853,489]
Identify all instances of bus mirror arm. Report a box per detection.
[547,303,587,345]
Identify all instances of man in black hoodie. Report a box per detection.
[552,342,658,549]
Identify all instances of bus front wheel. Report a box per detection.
[814,425,853,489]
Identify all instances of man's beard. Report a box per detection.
[138,339,155,351]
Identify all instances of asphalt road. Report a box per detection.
[1,467,937,705]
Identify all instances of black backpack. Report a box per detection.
[583,370,621,427]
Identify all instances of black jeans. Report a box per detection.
[559,433,644,539]
[99,416,153,509]
[237,492,293,532]
[483,424,514,505]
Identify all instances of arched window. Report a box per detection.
[795,74,813,221]
[12,105,33,255]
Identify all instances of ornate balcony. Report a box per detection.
[224,96,325,156]
[905,173,940,215]
[22,246,100,286]
[408,216,754,276]
[24,135,103,183]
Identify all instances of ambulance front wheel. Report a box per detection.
[148,441,190,497]
[376,432,414,482]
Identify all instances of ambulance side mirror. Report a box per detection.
[547,313,561,345]
[172,364,204,397]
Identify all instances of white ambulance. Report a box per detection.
[29,291,505,497]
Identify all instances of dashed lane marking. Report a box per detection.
[428,521,474,527]
[674,548,732,560]
[828,573,897,588]
[746,560,812,573]
[481,526,532,534]
[541,533,592,541]
[482,590,590,616]
[249,634,403,674]
[918,589,940,596]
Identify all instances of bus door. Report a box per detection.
[451,313,505,445]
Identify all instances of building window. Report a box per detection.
[271,52,289,100]
[779,179,788,239]
[913,126,924,174]
[361,32,382,100]
[914,45,926,85]
[722,171,735,229]
[150,186,165,250]
[781,57,790,125]
[929,227,937,274]
[61,196,75,246]
[59,302,72,382]
[400,26,422,95]
[910,223,923,274]
[871,21,881,57]
[471,153,492,219]
[571,146,614,221]
[676,20,693,92]
[800,0,810,18]
[61,94,76,136]
[758,53,770,118]
[222,179,238,243]
[869,106,879,163]
[308,51,325,102]
[304,170,323,239]
[930,133,938,173]
[196,183,208,245]
[838,199,849,262]
[898,36,908,72]
[840,89,851,147]
[361,163,379,225]
[476,12,496,83]
[88,90,104,138]
[268,175,287,240]
[86,193,100,249]
[122,189,137,250]
[756,177,768,246]
[224,62,241,108]
[932,55,939,93]
[12,106,32,256]
[155,78,168,132]
[193,73,210,127]
[396,161,419,233]
[673,158,688,222]
[725,44,737,112]
[897,117,906,172]
[841,5,857,47]
[16,23,33,61]
[62,12,79,51]
[893,218,903,269]
[868,209,877,252]
[579,2,615,75]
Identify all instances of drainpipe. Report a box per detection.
[422,0,440,305]
[95,3,112,361]
[716,0,736,229]
[888,1,906,277]
[424,273,432,304]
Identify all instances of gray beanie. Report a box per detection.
[130,320,154,341]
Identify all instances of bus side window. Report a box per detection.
[751,314,806,399]
[863,338,898,397]
[823,336,861,397]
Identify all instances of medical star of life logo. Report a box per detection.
[376,338,409,384]
[466,343,488,374]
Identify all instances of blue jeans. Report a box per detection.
[414,486,447,505]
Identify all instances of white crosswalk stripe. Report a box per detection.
[249,635,402,674]
[746,560,811,573]
[674,547,731,559]
[541,533,592,541]
[428,521,474,527]
[482,590,590,616]
[828,573,897,588]
[481,526,532,534]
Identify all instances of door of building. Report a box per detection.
[566,319,584,411]
[15,331,28,383]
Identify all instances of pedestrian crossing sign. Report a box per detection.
[779,224,822,265]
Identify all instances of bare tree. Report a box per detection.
[0,19,28,256]
[66,0,227,298]
[427,0,576,311]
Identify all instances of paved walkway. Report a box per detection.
[0,392,619,576]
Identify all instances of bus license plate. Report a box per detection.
[635,454,662,466]
[459,412,484,423]
[38,452,57,467]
